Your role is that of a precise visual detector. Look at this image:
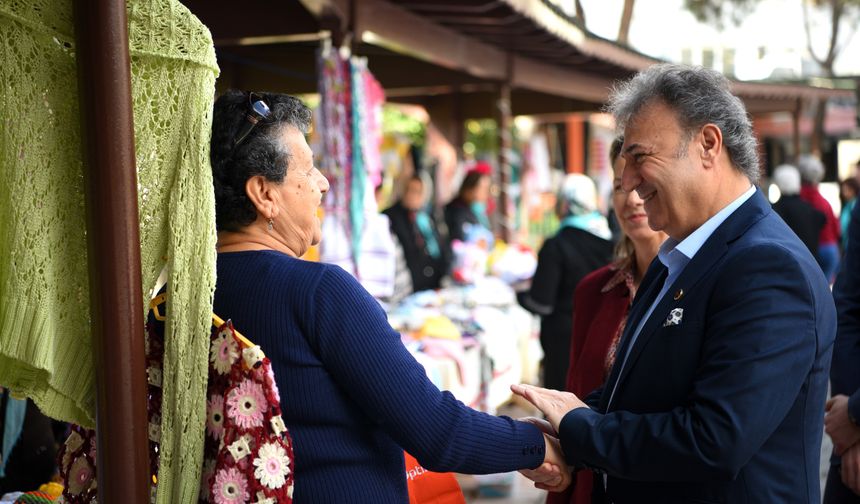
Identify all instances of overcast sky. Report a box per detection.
[576,0,860,79]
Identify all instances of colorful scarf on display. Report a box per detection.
[318,45,353,267]
[414,210,441,259]
[350,58,367,266]
[318,49,386,270]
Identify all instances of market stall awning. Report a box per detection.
[298,0,633,106]
[181,0,854,116]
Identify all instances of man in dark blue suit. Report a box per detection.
[514,64,836,503]
[824,199,860,502]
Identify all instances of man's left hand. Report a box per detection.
[825,395,860,455]
[511,384,587,433]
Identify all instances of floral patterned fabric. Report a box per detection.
[55,296,295,503]
[55,427,97,503]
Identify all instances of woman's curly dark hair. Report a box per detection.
[210,90,312,231]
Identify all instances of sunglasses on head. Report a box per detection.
[233,92,271,147]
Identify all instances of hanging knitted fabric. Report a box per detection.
[0,1,219,502]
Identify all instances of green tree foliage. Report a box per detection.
[382,105,426,147]
[463,119,498,159]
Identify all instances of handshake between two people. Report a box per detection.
[510,383,589,493]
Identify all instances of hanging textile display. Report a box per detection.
[350,58,368,266]
[362,68,385,190]
[0,1,219,502]
[351,60,394,299]
[349,57,387,267]
[317,44,354,270]
[318,46,391,294]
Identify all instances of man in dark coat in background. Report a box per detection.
[772,163,826,257]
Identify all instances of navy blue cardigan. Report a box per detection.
[214,251,544,503]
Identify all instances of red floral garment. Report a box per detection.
[56,295,295,504]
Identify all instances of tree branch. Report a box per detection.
[575,0,586,28]
[803,0,826,67]
[617,0,636,45]
[823,0,844,73]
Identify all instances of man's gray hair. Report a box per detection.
[607,64,760,182]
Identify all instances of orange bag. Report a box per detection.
[404,452,466,504]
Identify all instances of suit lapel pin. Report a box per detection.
[673,289,684,301]
[663,307,684,327]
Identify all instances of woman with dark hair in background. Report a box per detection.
[444,163,492,243]
[208,90,569,502]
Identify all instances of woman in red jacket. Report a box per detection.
[548,137,667,504]
[797,154,841,283]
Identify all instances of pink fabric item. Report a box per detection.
[420,338,472,390]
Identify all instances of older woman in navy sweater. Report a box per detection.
[209,90,568,503]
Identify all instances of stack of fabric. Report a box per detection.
[387,278,541,414]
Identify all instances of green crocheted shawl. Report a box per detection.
[0,1,219,502]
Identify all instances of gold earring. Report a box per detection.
[267,218,274,231]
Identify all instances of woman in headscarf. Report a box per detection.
[518,173,614,392]
[444,162,492,243]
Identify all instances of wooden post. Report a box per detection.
[73,0,150,502]
[566,115,585,173]
[496,54,514,243]
[792,98,802,160]
[453,88,465,160]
